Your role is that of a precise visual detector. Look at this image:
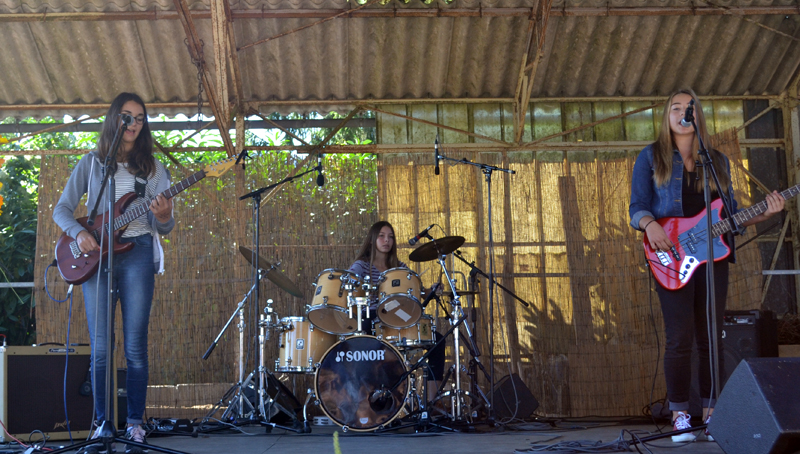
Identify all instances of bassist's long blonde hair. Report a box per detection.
[652,89,729,194]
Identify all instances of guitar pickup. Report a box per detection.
[655,250,673,266]
[69,241,81,259]
[687,231,698,253]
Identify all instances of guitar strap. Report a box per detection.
[134,170,148,198]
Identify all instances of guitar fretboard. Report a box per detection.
[111,169,206,231]
[712,183,800,237]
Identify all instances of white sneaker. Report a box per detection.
[671,411,697,442]
[125,424,148,454]
[704,415,715,442]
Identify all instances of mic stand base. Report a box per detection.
[47,419,191,454]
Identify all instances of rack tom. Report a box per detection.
[307,269,365,334]
[376,268,422,328]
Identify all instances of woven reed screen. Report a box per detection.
[33,100,765,420]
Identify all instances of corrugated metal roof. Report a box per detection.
[0,0,798,118]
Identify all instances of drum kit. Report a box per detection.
[202,234,492,433]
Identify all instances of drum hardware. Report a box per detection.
[202,178,314,433]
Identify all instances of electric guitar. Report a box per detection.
[55,157,236,285]
[642,184,799,290]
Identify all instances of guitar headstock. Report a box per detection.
[204,157,237,177]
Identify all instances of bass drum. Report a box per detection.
[314,336,409,431]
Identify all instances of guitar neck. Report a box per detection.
[113,169,206,230]
[713,183,800,236]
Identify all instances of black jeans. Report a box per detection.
[656,260,728,412]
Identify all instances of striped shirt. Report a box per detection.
[114,163,163,238]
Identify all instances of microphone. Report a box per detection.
[680,99,695,128]
[120,113,135,127]
[408,224,435,246]
[316,153,325,187]
[434,134,440,176]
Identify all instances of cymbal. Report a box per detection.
[238,246,303,298]
[408,236,465,262]
[442,290,480,297]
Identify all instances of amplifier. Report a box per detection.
[0,345,96,442]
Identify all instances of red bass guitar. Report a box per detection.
[643,184,799,291]
[55,157,236,285]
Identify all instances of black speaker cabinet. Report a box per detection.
[0,345,94,441]
[687,310,778,417]
[709,358,800,454]
[492,373,539,420]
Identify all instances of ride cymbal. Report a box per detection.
[408,236,465,262]
[239,246,303,297]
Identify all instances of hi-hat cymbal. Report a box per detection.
[239,246,303,297]
[408,236,465,262]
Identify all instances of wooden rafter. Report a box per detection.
[0,5,796,23]
[173,0,235,157]
[513,0,553,143]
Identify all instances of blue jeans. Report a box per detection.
[82,234,155,425]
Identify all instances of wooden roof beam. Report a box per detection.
[173,0,235,157]
[513,0,553,144]
[0,5,797,22]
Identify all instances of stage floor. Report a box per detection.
[45,421,726,454]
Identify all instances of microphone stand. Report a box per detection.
[436,151,515,422]
[51,122,188,454]
[687,102,741,412]
[232,168,319,433]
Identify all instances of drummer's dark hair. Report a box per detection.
[355,221,399,269]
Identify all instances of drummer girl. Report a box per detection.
[348,221,446,401]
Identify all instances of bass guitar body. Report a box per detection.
[55,192,139,285]
[643,198,731,291]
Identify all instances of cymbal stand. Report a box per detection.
[434,251,480,421]
[345,275,371,334]
[202,281,258,422]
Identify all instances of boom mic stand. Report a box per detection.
[436,150,515,422]
[51,119,188,454]
[685,99,741,410]
[215,167,318,432]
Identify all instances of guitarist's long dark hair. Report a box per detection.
[354,221,399,270]
[652,88,729,194]
[97,92,155,177]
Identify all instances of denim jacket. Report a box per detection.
[629,144,741,260]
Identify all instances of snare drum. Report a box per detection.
[315,335,409,431]
[307,269,365,334]
[376,268,422,328]
[374,315,435,349]
[276,316,337,373]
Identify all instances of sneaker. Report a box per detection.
[671,411,697,442]
[125,425,148,454]
[704,415,715,442]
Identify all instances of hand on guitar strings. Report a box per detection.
[150,194,173,223]
[643,218,673,253]
[76,230,100,254]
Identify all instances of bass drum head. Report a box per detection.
[315,336,408,431]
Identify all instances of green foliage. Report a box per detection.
[0,156,39,345]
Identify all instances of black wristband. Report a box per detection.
[643,219,656,231]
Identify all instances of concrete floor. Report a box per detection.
[41,419,728,454]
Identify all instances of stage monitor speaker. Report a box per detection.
[709,358,800,454]
[0,345,95,442]
[687,310,778,418]
[492,373,538,420]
